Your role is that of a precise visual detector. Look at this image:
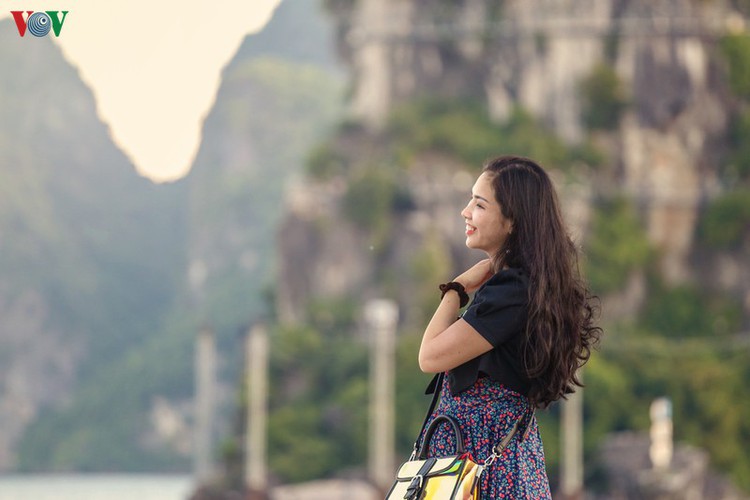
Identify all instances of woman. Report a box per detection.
[417,156,601,498]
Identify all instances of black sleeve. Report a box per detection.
[461,268,529,347]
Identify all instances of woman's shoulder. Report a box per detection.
[462,267,530,340]
[482,267,529,290]
[472,267,529,307]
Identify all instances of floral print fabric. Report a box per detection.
[419,374,552,499]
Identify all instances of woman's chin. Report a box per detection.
[465,240,484,253]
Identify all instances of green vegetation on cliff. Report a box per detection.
[249,39,750,493]
[4,0,343,473]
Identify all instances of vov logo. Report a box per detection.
[10,11,69,37]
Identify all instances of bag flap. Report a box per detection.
[395,456,464,480]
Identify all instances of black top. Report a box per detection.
[447,267,532,396]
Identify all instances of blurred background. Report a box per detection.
[1,0,749,499]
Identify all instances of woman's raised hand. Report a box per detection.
[454,259,494,293]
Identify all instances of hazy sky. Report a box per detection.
[2,0,282,182]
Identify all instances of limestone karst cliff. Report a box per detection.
[278,0,749,325]
[0,0,344,473]
[270,0,750,491]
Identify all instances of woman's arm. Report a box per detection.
[418,259,495,373]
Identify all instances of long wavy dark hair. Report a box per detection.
[483,156,601,408]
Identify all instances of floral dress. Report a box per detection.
[419,268,552,498]
[419,375,551,499]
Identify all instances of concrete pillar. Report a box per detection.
[649,397,673,470]
[560,375,583,500]
[245,323,269,495]
[194,328,216,483]
[365,299,399,491]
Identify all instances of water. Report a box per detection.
[0,474,194,500]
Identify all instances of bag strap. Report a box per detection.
[404,458,437,500]
[412,372,535,466]
[483,406,535,467]
[421,373,444,429]
[409,372,444,459]
[416,414,466,459]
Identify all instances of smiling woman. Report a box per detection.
[414,155,602,499]
[1,0,282,182]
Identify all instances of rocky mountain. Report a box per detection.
[0,0,343,472]
[4,0,749,491]
[268,0,750,491]
[185,0,344,338]
[279,0,749,326]
[0,21,187,469]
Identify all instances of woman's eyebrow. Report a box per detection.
[472,193,492,204]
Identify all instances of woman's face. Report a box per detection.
[461,172,513,256]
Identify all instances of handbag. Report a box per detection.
[386,373,530,500]
[386,413,482,499]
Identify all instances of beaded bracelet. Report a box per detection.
[438,281,469,308]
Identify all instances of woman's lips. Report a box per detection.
[465,224,476,236]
